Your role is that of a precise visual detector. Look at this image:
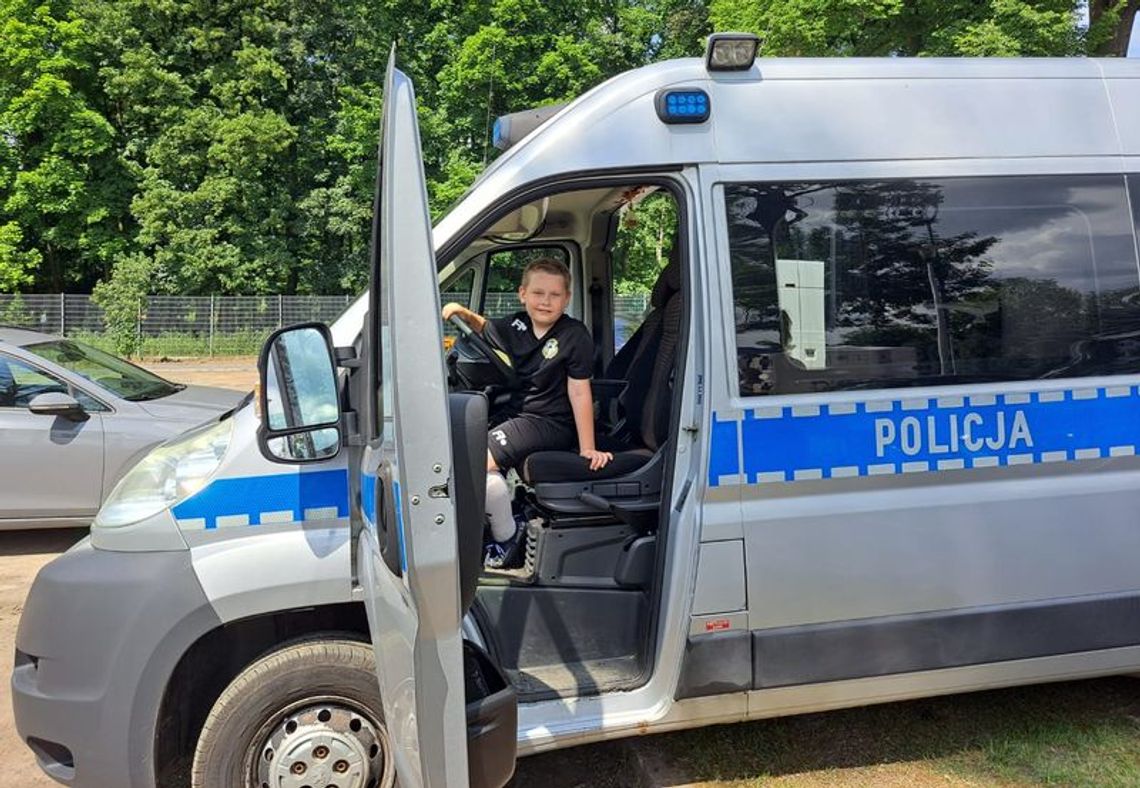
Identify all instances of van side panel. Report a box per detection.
[691,143,1140,696]
[714,77,1120,164]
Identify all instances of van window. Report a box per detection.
[612,192,678,352]
[441,268,475,344]
[483,247,570,319]
[727,175,1140,396]
[441,267,475,308]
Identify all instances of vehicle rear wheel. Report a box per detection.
[191,638,395,788]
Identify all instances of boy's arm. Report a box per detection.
[568,377,612,471]
[441,302,488,333]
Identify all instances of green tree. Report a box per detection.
[0,0,131,292]
[708,0,1136,57]
[419,0,709,213]
[85,0,393,296]
[91,251,151,354]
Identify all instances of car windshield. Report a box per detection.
[26,340,184,401]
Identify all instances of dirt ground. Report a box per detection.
[141,354,260,391]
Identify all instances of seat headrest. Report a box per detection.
[649,246,682,308]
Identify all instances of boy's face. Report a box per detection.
[518,271,571,329]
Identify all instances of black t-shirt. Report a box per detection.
[487,311,593,424]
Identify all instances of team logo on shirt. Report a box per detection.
[511,318,527,332]
[542,338,559,359]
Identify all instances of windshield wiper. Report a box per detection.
[126,384,183,402]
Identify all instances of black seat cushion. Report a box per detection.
[522,447,653,484]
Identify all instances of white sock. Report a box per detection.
[485,472,516,542]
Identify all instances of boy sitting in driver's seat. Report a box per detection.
[442,258,612,568]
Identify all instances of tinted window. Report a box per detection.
[0,355,69,407]
[727,176,1140,396]
[72,388,110,413]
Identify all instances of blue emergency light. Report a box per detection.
[655,89,710,124]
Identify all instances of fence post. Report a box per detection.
[136,297,143,358]
[209,295,216,356]
[278,294,284,329]
[59,293,66,335]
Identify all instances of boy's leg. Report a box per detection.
[484,452,515,543]
[483,415,575,553]
[488,414,576,473]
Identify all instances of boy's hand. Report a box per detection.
[442,302,465,321]
[580,448,613,471]
[442,302,486,332]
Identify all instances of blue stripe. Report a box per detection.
[393,480,407,573]
[711,384,1140,486]
[709,413,740,487]
[172,468,349,529]
[361,472,376,527]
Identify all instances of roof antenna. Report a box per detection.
[483,41,497,166]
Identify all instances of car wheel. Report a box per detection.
[191,638,395,788]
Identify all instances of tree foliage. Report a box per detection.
[0,0,130,293]
[709,0,1137,57]
[0,0,1136,301]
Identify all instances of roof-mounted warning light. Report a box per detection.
[492,103,567,151]
[705,32,760,72]
[655,89,710,124]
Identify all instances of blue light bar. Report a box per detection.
[491,116,506,150]
[655,89,710,124]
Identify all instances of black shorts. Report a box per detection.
[488,413,576,470]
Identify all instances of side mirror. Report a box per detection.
[28,392,88,421]
[257,323,342,463]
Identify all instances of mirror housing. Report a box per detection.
[257,322,342,463]
[28,392,88,421]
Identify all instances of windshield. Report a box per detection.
[27,340,184,401]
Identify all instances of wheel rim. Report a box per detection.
[251,697,392,788]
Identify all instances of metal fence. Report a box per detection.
[0,292,652,356]
[0,294,356,356]
[450,293,652,348]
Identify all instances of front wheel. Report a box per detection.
[191,638,395,788]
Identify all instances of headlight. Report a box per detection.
[95,418,233,528]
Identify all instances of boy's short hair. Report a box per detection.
[521,257,572,291]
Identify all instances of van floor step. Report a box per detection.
[508,655,644,699]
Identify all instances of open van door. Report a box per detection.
[357,51,468,787]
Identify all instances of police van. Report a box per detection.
[15,35,1140,788]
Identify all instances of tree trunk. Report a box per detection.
[1090,0,1140,57]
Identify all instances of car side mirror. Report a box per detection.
[28,392,88,421]
[257,323,342,463]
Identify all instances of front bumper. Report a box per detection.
[12,539,220,786]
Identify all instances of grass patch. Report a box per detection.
[620,677,1140,787]
[69,329,270,358]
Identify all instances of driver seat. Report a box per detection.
[520,253,682,519]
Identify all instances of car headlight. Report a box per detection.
[95,418,234,528]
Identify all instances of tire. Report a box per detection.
[191,638,395,788]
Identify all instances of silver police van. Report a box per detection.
[15,36,1140,788]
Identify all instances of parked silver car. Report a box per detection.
[0,327,247,529]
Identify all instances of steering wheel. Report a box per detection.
[447,315,518,387]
